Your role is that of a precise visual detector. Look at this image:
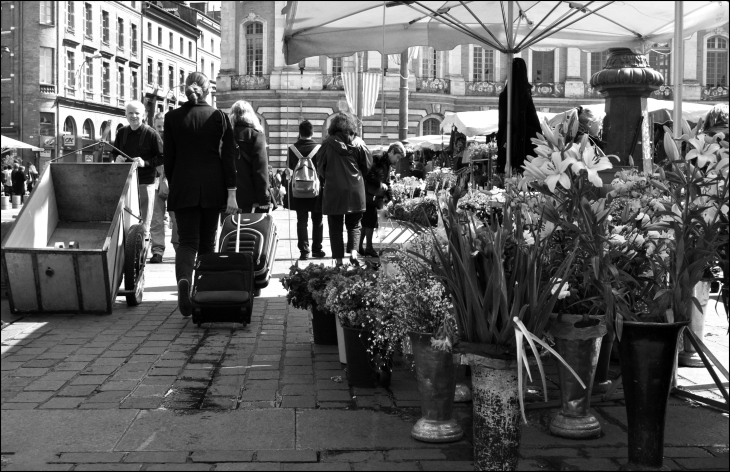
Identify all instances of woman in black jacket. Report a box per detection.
[229,100,270,213]
[360,142,403,257]
[496,58,541,174]
[164,72,238,317]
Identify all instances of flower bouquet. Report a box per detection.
[390,176,425,203]
[456,189,506,224]
[425,167,457,192]
[386,195,439,227]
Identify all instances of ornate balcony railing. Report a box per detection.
[231,74,270,90]
[649,85,673,101]
[532,82,564,98]
[701,85,729,101]
[40,84,56,94]
[322,74,344,90]
[416,78,451,94]
[583,84,603,99]
[465,81,504,96]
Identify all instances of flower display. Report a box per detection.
[386,195,439,227]
[425,167,457,191]
[280,263,329,311]
[390,176,425,204]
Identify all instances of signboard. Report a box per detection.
[62,135,75,148]
[42,136,55,148]
[84,154,93,162]
[40,150,51,159]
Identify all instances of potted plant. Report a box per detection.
[382,233,463,443]
[281,263,338,345]
[410,184,584,471]
[308,264,358,361]
[323,266,392,387]
[518,121,628,439]
[610,121,728,471]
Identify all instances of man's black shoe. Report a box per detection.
[312,250,326,258]
[299,253,309,261]
[178,279,192,317]
[150,253,163,263]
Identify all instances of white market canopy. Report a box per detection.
[440,110,557,137]
[408,134,488,150]
[282,1,728,63]
[1,135,42,153]
[548,99,716,127]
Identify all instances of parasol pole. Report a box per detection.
[399,49,409,142]
[357,51,365,137]
[672,1,684,140]
[505,0,514,179]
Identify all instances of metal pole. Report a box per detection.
[505,1,514,178]
[399,50,409,142]
[672,1,684,140]
[357,51,365,137]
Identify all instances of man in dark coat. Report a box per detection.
[11,163,26,196]
[288,120,325,260]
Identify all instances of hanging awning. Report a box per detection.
[1,135,43,153]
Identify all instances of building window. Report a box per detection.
[200,32,205,48]
[179,37,183,55]
[66,1,75,32]
[64,117,76,137]
[1,98,11,127]
[707,36,728,87]
[245,22,264,75]
[40,1,54,24]
[117,18,124,49]
[532,50,555,83]
[147,22,151,41]
[157,61,163,87]
[169,32,173,49]
[158,27,162,46]
[83,58,93,91]
[189,41,193,58]
[84,3,93,37]
[131,70,138,99]
[590,50,610,76]
[421,47,437,78]
[103,62,110,96]
[332,57,342,76]
[201,57,205,76]
[210,38,214,53]
[131,1,136,8]
[66,50,76,88]
[82,119,93,139]
[147,58,153,84]
[649,49,671,85]
[102,10,109,44]
[168,65,174,89]
[211,62,214,81]
[118,66,125,98]
[131,24,138,54]
[179,69,185,93]
[422,118,440,136]
[40,47,54,84]
[473,46,494,81]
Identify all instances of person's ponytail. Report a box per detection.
[185,71,210,103]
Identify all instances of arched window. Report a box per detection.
[63,116,76,136]
[82,119,94,139]
[100,120,109,140]
[421,117,441,136]
[115,123,124,141]
[707,36,728,87]
[245,22,264,76]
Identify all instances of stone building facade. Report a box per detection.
[0,1,221,169]
[214,1,728,168]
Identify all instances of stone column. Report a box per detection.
[217,1,237,92]
[682,33,701,100]
[449,46,465,96]
[565,47,584,98]
[591,48,663,165]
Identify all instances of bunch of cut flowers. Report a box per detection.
[390,176,425,204]
[425,167,457,191]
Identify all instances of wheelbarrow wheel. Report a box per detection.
[124,224,146,306]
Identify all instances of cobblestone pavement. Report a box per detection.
[1,208,728,471]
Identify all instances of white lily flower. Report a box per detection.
[571,142,614,187]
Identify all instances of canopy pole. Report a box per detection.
[399,49,409,142]
[672,1,684,139]
[357,51,365,137]
[381,1,386,148]
[505,1,514,179]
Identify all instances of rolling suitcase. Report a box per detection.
[191,214,255,327]
[218,213,278,291]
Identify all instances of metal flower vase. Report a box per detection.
[619,320,689,471]
[678,281,711,367]
[408,332,463,443]
[549,314,607,439]
[467,354,521,471]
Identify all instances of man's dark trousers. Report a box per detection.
[296,210,323,255]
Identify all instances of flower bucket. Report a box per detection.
[335,317,347,364]
[548,314,606,439]
[311,303,338,346]
[408,332,463,443]
[678,281,711,367]
[618,320,689,471]
[467,354,521,471]
[0,195,9,210]
[342,326,391,388]
[593,329,616,395]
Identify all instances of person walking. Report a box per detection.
[10,163,26,197]
[229,100,271,214]
[287,120,325,260]
[26,162,39,192]
[316,112,372,266]
[111,100,164,242]
[496,57,541,174]
[360,142,403,257]
[149,111,168,263]
[164,72,238,317]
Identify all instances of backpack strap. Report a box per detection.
[306,145,321,159]
[289,144,304,160]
